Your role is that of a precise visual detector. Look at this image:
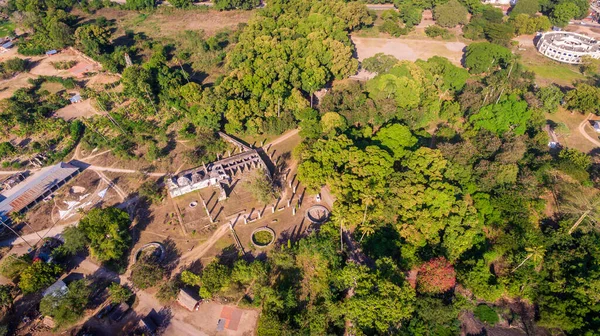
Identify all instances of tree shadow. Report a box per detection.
[216,244,240,267]
[161,238,181,276]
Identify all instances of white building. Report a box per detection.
[167,149,269,198]
[536,32,600,64]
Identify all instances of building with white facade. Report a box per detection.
[536,31,600,64]
[167,149,269,198]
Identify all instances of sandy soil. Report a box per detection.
[351,36,466,66]
[54,99,100,120]
[79,7,255,38]
[0,71,36,99]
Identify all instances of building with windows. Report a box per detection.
[536,31,600,64]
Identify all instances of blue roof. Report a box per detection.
[46,50,57,55]
[1,42,13,49]
[70,94,82,103]
[0,162,79,221]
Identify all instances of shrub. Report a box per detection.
[474,304,499,325]
[130,258,165,289]
[108,283,132,304]
[425,25,451,39]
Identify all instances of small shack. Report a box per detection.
[594,121,600,133]
[45,49,58,56]
[69,94,82,104]
[0,41,13,52]
[42,279,67,298]
[177,288,200,311]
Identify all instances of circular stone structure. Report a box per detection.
[251,227,275,248]
[189,201,198,208]
[133,242,165,263]
[536,31,600,64]
[305,205,330,224]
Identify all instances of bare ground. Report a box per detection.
[351,36,466,66]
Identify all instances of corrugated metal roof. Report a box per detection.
[0,162,79,219]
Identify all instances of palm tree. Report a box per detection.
[380,76,398,99]
[558,185,600,235]
[512,245,546,273]
[9,212,43,243]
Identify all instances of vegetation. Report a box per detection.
[78,208,131,263]
[18,260,62,294]
[108,283,133,304]
[0,254,30,281]
[130,257,165,289]
[40,280,90,329]
[474,304,499,326]
[252,230,273,246]
[246,169,277,204]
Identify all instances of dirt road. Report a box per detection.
[265,129,299,148]
[578,114,600,147]
[177,223,231,268]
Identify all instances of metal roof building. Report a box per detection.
[177,288,201,311]
[0,162,80,222]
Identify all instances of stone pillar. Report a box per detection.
[293,185,296,193]
[258,210,262,219]
[244,216,248,224]
[292,207,296,216]
[272,206,275,214]
[287,199,291,207]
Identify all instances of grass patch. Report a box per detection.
[525,64,585,84]
[0,21,15,37]
[474,304,499,326]
[252,230,274,246]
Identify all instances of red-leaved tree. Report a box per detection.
[416,257,456,294]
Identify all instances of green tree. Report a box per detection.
[61,226,88,255]
[138,181,165,204]
[181,270,201,286]
[469,95,532,136]
[246,169,277,204]
[536,84,564,113]
[510,0,539,17]
[320,112,347,134]
[108,283,132,304]
[362,53,399,73]
[40,279,90,328]
[74,24,110,56]
[565,84,600,114]
[474,305,499,325]
[199,261,231,299]
[0,142,15,159]
[78,208,131,263]
[551,2,579,27]
[18,260,62,294]
[0,285,14,312]
[169,0,192,8]
[433,0,469,28]
[130,258,165,289]
[0,255,30,281]
[464,42,513,74]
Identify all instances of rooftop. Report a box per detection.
[0,162,80,220]
[539,31,600,53]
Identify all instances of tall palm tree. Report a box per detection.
[512,245,546,273]
[9,212,43,243]
[558,185,600,235]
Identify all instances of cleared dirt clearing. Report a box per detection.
[352,36,466,66]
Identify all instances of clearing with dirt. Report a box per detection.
[351,36,466,66]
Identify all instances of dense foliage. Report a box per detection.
[78,208,132,263]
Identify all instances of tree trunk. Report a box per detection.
[569,210,590,235]
[512,253,532,273]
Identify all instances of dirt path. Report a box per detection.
[578,114,600,147]
[265,129,299,148]
[0,222,78,247]
[177,223,231,269]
